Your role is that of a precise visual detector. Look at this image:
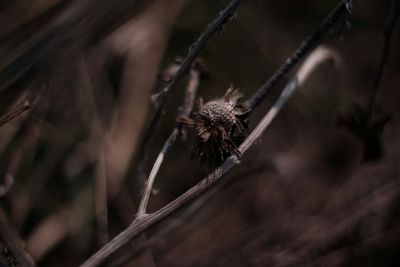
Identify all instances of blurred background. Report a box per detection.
[0,0,400,266]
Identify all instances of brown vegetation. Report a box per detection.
[0,0,399,266]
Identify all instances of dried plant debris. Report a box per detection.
[180,86,250,167]
[337,104,391,161]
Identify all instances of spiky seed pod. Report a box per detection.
[191,86,250,167]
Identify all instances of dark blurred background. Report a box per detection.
[0,0,400,266]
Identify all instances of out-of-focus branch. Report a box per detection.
[0,99,31,128]
[77,55,110,245]
[366,0,399,119]
[336,0,398,161]
[79,46,338,267]
[0,0,149,116]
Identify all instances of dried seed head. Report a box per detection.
[191,86,250,167]
[199,100,237,133]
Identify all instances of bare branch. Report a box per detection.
[243,0,352,110]
[132,59,184,183]
[154,0,240,102]
[240,47,339,153]
[366,0,399,119]
[79,46,338,267]
[131,0,241,182]
[137,67,202,217]
[137,130,178,217]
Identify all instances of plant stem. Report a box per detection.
[131,0,241,185]
[243,0,352,110]
[79,46,338,267]
[137,69,201,217]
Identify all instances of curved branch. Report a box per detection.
[79,46,339,267]
[137,68,201,217]
[243,0,352,110]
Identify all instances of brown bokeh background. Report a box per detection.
[0,0,400,266]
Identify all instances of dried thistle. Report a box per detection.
[180,85,250,167]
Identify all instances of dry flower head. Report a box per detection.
[180,85,250,167]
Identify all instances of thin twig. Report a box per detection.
[243,0,352,110]
[137,68,201,217]
[137,130,179,217]
[131,0,241,183]
[79,46,337,267]
[240,47,339,153]
[132,60,183,186]
[0,99,31,128]
[366,0,399,120]
[154,0,239,102]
